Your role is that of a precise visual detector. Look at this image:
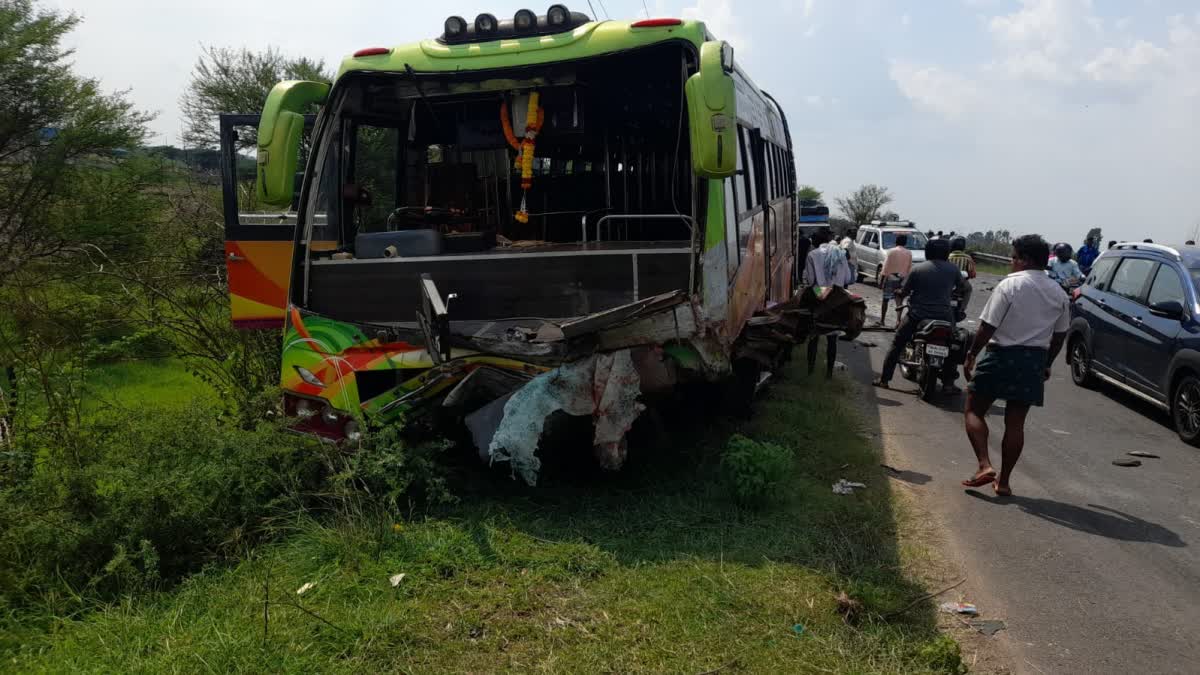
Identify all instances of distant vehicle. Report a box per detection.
[853,221,929,284]
[796,199,830,241]
[1067,242,1200,445]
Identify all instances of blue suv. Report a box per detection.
[1067,243,1200,445]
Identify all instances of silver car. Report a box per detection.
[853,225,929,284]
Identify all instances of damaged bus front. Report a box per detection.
[222,9,862,484]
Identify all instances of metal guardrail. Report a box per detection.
[972,251,1012,264]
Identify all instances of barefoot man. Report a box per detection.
[962,235,1069,496]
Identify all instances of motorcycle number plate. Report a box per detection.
[926,344,950,357]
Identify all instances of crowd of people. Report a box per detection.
[797,227,1079,496]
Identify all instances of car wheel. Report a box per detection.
[1069,338,1096,388]
[1172,375,1200,446]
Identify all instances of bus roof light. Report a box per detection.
[514,9,536,31]
[445,15,468,39]
[631,18,683,28]
[547,4,570,27]
[475,13,498,34]
[353,47,391,58]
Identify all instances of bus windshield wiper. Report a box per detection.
[404,64,444,133]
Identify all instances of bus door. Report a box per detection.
[220,113,315,329]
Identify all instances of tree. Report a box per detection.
[180,46,329,150]
[835,184,893,225]
[797,185,822,201]
[0,0,152,289]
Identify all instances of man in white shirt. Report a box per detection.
[961,235,1070,497]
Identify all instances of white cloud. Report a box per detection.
[1083,40,1169,83]
[900,14,911,28]
[804,94,823,106]
[889,61,982,121]
[803,24,819,38]
[803,0,817,18]
[681,0,747,52]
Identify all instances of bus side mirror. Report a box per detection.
[256,80,330,208]
[685,41,736,179]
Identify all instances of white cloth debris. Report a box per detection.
[832,479,867,495]
[389,573,406,587]
[489,349,646,485]
[296,582,315,595]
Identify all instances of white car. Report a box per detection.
[853,223,929,284]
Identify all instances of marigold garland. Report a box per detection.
[505,92,543,225]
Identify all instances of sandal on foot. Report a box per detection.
[961,470,997,488]
[993,482,1013,497]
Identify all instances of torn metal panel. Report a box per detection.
[557,290,687,338]
[487,349,646,485]
[595,302,699,351]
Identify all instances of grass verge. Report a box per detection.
[8,357,961,673]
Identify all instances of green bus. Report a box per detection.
[222,6,804,483]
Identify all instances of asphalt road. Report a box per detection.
[841,272,1200,675]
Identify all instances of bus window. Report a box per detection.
[352,124,400,233]
[742,127,758,210]
[734,128,748,216]
[724,178,739,280]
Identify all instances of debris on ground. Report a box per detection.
[792,623,806,636]
[1128,451,1160,459]
[1112,459,1142,468]
[834,361,848,372]
[1050,429,1071,435]
[389,573,406,587]
[939,602,979,615]
[968,619,1007,636]
[296,582,316,596]
[835,591,864,623]
[832,479,867,495]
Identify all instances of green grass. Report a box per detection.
[84,359,216,413]
[8,357,958,673]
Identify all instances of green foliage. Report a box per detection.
[797,184,823,201]
[0,0,152,288]
[919,635,968,674]
[333,423,456,509]
[6,359,959,673]
[0,402,331,611]
[181,45,330,150]
[835,184,894,225]
[720,433,792,506]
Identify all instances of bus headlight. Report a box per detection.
[293,398,318,419]
[321,406,342,426]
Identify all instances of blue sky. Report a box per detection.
[55,0,1200,243]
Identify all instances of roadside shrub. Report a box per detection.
[720,433,792,506]
[918,635,968,674]
[0,402,331,610]
[332,422,456,510]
